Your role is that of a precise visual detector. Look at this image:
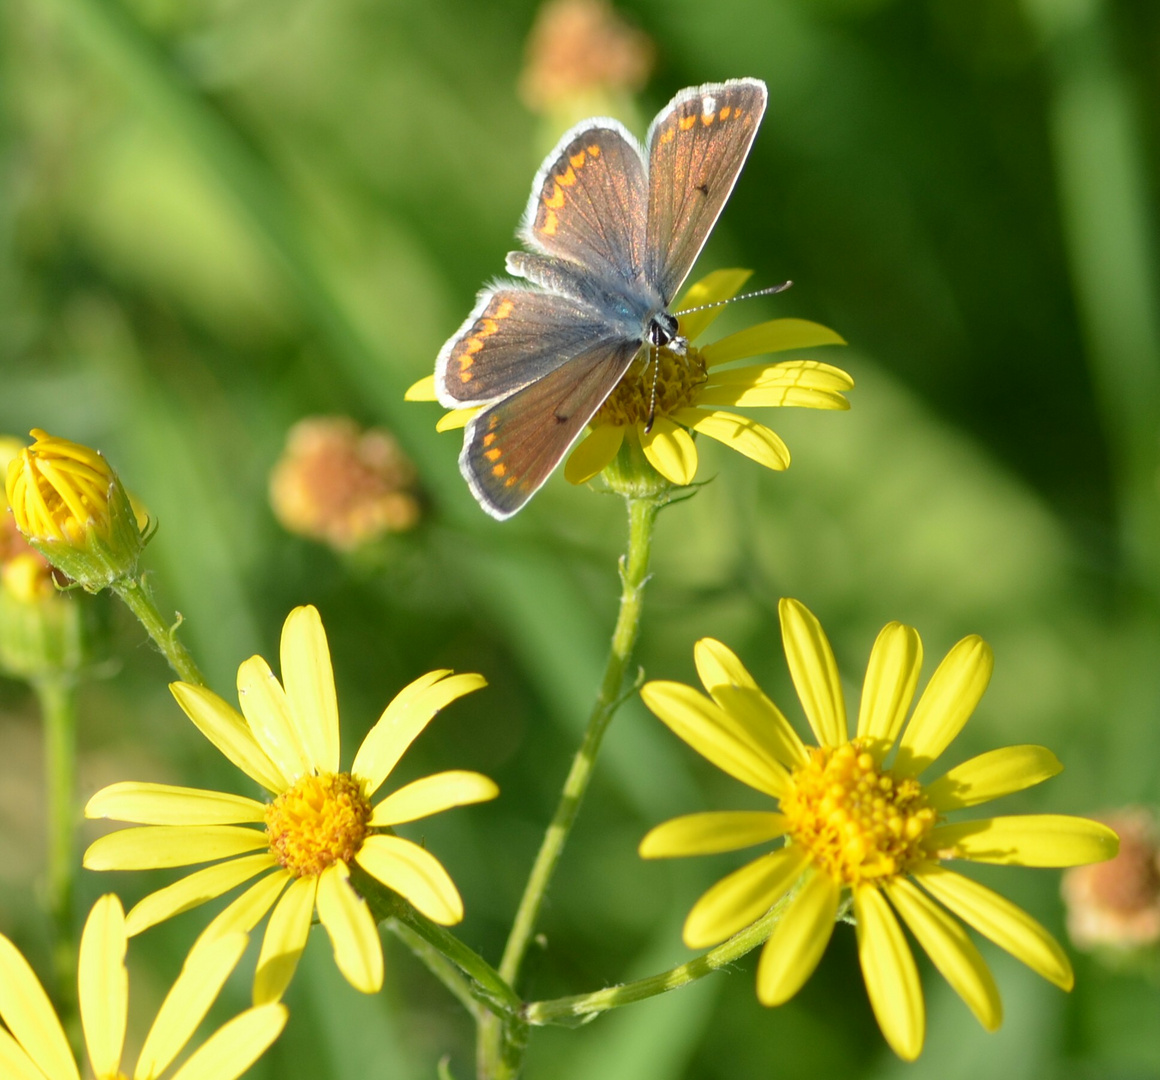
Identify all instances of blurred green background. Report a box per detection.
[3,0,1160,1076]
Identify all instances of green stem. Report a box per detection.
[498,493,660,986]
[525,896,790,1026]
[112,576,205,685]
[387,920,485,1022]
[478,491,661,1079]
[34,677,80,1047]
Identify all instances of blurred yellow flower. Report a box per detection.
[407,270,851,489]
[4,429,144,592]
[640,599,1119,1061]
[0,894,285,1080]
[84,605,497,1003]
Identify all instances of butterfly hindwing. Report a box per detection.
[645,78,768,302]
[519,122,649,287]
[436,287,622,408]
[460,337,641,519]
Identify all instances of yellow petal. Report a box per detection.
[641,418,698,485]
[925,746,1064,812]
[856,622,923,750]
[316,863,383,994]
[254,876,318,1005]
[756,864,839,1005]
[676,409,789,471]
[280,605,341,774]
[371,771,499,826]
[694,638,807,767]
[356,835,463,925]
[134,933,248,1080]
[894,636,992,776]
[0,1028,46,1080]
[704,358,854,389]
[640,680,790,798]
[915,865,1073,989]
[0,933,78,1080]
[884,878,1001,1032]
[404,375,437,401]
[170,682,287,794]
[701,319,848,365]
[78,895,128,1080]
[198,870,291,944]
[674,268,753,341]
[352,672,487,798]
[236,656,311,784]
[167,1004,287,1080]
[125,854,278,936]
[778,598,847,747]
[84,826,268,870]
[564,424,624,484]
[436,408,479,432]
[929,814,1119,867]
[86,782,266,826]
[683,846,807,949]
[694,384,850,410]
[640,811,788,858]
[853,885,924,1061]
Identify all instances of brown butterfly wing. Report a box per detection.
[645,79,768,302]
[460,338,640,519]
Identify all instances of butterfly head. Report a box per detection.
[646,310,680,348]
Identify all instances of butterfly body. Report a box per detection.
[436,78,768,518]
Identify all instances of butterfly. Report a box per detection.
[435,78,769,519]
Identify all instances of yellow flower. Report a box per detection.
[0,894,285,1080]
[406,269,852,488]
[639,599,1119,1061]
[84,605,498,1003]
[4,429,145,592]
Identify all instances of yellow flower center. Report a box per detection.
[264,772,372,878]
[592,345,708,427]
[781,740,937,886]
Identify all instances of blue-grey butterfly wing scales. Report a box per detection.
[435,286,625,408]
[460,336,641,519]
[519,120,649,285]
[645,79,768,302]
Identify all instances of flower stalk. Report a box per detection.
[111,575,206,687]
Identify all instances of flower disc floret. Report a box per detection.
[592,346,708,427]
[265,772,371,879]
[782,740,936,886]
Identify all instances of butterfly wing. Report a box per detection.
[460,336,641,519]
[519,120,649,287]
[436,286,627,409]
[645,78,768,303]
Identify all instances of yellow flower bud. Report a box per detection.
[5,429,146,592]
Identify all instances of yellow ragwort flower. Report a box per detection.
[639,598,1119,1060]
[5,429,144,591]
[0,894,285,1080]
[406,269,851,488]
[84,605,498,1003]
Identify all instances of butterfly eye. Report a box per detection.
[647,312,679,347]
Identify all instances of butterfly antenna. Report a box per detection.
[673,280,793,317]
[645,343,660,434]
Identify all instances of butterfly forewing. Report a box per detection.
[436,288,623,408]
[520,122,649,286]
[645,79,768,302]
[461,338,641,519]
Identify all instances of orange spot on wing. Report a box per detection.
[464,338,483,354]
[679,114,697,131]
[484,448,502,462]
[557,167,577,188]
[482,433,497,447]
[719,106,731,120]
[459,371,473,383]
[570,151,586,169]
[544,183,565,208]
[505,476,518,487]
[495,299,515,319]
[478,318,498,337]
[541,210,558,236]
[492,463,507,478]
[587,144,600,157]
[488,415,500,430]
[660,128,675,145]
[701,112,715,126]
[458,354,473,371]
